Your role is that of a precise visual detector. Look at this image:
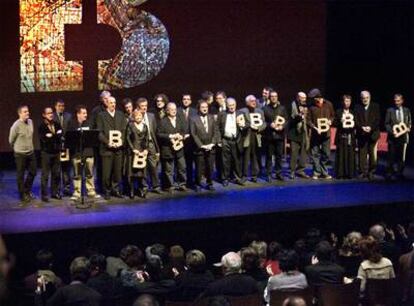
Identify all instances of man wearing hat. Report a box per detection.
[202,252,259,297]
[307,89,335,179]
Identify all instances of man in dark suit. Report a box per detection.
[46,257,102,306]
[263,90,288,181]
[202,252,259,297]
[287,92,310,179]
[189,100,220,191]
[153,93,169,124]
[157,102,188,193]
[257,86,273,109]
[53,99,72,196]
[355,90,381,180]
[38,107,63,202]
[385,94,412,180]
[305,241,345,287]
[96,96,127,200]
[240,95,266,182]
[178,94,197,188]
[136,98,162,194]
[218,98,248,186]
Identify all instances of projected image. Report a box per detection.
[19,0,170,92]
[98,0,170,90]
[20,0,83,92]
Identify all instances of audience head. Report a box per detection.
[340,231,362,256]
[369,224,386,242]
[216,251,241,275]
[89,254,106,276]
[120,245,145,269]
[186,249,206,273]
[359,235,382,263]
[305,228,322,251]
[315,241,334,262]
[198,100,209,116]
[215,91,227,106]
[36,249,54,270]
[267,241,283,261]
[269,90,279,105]
[249,240,267,260]
[69,257,90,282]
[147,243,168,264]
[262,86,273,99]
[279,249,299,273]
[132,294,159,306]
[42,107,54,122]
[282,296,307,306]
[54,99,65,113]
[240,247,260,272]
[201,91,214,104]
[145,256,163,282]
[75,105,88,122]
[122,97,134,116]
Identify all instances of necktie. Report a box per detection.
[202,116,208,132]
[397,108,402,122]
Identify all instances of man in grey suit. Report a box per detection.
[189,100,220,191]
[53,99,72,196]
[385,93,412,179]
[96,96,127,200]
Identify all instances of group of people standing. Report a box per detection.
[8,87,411,204]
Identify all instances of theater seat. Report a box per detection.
[365,278,398,306]
[318,279,360,306]
[270,288,313,306]
[165,294,262,306]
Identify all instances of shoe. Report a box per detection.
[250,177,258,183]
[297,172,310,179]
[235,178,245,186]
[111,191,123,198]
[312,175,319,180]
[152,187,162,194]
[28,192,36,200]
[322,175,332,180]
[367,173,374,180]
[41,195,49,202]
[129,191,135,199]
[265,176,272,183]
[140,190,147,199]
[52,193,62,200]
[222,180,229,187]
[275,174,284,181]
[87,193,101,199]
[289,173,295,180]
[104,193,111,200]
[178,185,188,192]
[70,194,80,201]
[195,185,202,192]
[168,187,175,194]
[206,184,215,191]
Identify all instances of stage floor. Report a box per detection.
[1,162,413,234]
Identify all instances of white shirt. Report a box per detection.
[107,110,116,117]
[396,107,404,122]
[224,112,237,138]
[144,113,152,140]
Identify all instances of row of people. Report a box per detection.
[8,89,411,203]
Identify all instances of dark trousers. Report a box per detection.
[40,151,61,196]
[195,151,215,186]
[161,155,187,189]
[242,135,260,178]
[184,144,194,187]
[101,151,123,195]
[14,152,37,199]
[387,140,407,176]
[145,140,160,190]
[358,138,378,176]
[60,160,71,193]
[221,138,242,181]
[335,137,356,178]
[290,140,307,174]
[215,146,223,182]
[310,136,331,176]
[265,139,284,176]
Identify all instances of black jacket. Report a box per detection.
[189,114,220,154]
[263,103,288,140]
[304,261,345,287]
[354,102,381,141]
[96,110,128,156]
[46,282,102,306]
[157,115,188,159]
[202,273,259,297]
[38,121,62,154]
[385,106,412,143]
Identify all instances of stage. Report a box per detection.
[1,162,413,235]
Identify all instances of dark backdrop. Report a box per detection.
[1,0,413,153]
